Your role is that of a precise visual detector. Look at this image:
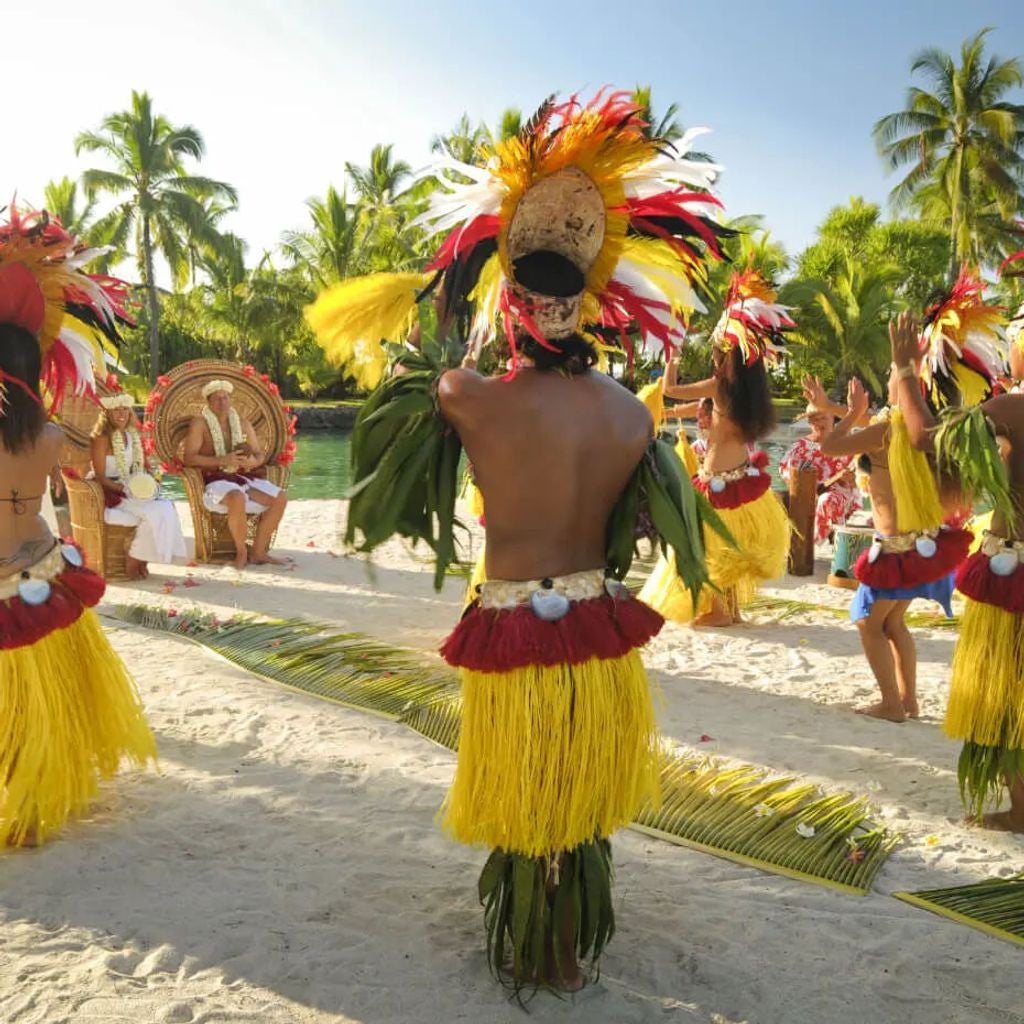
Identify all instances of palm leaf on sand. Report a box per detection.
[894,875,1024,947]
[113,605,896,893]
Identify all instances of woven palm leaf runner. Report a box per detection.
[113,605,896,894]
[894,876,1024,947]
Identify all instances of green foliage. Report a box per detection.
[873,28,1024,267]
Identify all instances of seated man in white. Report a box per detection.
[90,393,186,580]
[182,379,288,569]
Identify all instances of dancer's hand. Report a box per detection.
[889,311,919,373]
[847,378,869,420]
[801,374,829,410]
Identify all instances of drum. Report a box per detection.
[829,524,874,590]
[127,473,158,501]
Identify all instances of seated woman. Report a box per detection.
[640,270,792,627]
[90,394,186,579]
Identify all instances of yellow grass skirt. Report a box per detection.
[0,610,156,846]
[640,487,791,622]
[946,596,1024,750]
[442,650,660,857]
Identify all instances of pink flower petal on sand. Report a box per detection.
[699,734,714,743]
[183,578,201,588]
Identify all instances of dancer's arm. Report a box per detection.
[889,311,938,452]
[662,359,717,401]
[820,380,886,456]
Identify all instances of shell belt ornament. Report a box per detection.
[979,531,1024,578]
[479,568,628,622]
[699,460,762,495]
[0,542,84,604]
[866,526,946,565]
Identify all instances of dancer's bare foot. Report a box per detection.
[902,698,920,719]
[250,552,286,565]
[233,548,248,571]
[5,824,38,848]
[968,811,1024,833]
[693,610,734,628]
[855,701,906,723]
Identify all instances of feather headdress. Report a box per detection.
[711,268,794,366]
[307,89,732,385]
[919,267,1007,410]
[0,201,130,412]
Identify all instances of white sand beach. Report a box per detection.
[2,499,1022,1024]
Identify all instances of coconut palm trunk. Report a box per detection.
[141,214,161,384]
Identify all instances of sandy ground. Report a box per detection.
[2,499,1022,1024]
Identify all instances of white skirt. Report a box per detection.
[104,497,187,565]
[203,477,282,515]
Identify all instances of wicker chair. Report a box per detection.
[58,385,135,579]
[150,359,292,563]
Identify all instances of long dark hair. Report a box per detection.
[518,333,597,375]
[714,346,776,443]
[0,324,46,454]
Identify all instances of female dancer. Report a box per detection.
[0,206,155,846]
[90,394,186,578]
[641,271,791,626]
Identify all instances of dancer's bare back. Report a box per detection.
[0,423,62,578]
[439,368,652,581]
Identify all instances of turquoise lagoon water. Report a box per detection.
[160,430,795,501]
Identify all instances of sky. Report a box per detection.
[9,0,1024,273]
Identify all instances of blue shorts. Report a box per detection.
[849,574,955,623]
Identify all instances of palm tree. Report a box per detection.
[488,107,523,145]
[631,85,715,166]
[345,143,411,211]
[282,186,364,287]
[430,113,489,166]
[873,29,1024,270]
[75,90,237,382]
[42,177,96,238]
[782,258,903,393]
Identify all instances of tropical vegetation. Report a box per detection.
[28,30,1024,403]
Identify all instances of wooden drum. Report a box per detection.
[828,525,874,590]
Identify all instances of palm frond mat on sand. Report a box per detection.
[894,875,1024,947]
[747,595,960,630]
[113,605,896,894]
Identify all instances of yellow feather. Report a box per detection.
[306,272,428,390]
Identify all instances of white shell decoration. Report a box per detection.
[18,578,52,606]
[989,551,1019,577]
[530,589,571,622]
[868,541,882,564]
[914,536,938,559]
[61,544,83,568]
[709,477,727,494]
[746,467,761,477]
[795,822,816,839]
[604,578,628,600]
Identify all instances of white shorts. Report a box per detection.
[203,477,282,515]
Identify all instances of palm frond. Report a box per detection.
[894,875,1024,947]
[113,604,897,893]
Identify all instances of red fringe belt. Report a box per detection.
[956,549,1024,613]
[441,592,664,673]
[695,450,772,510]
[0,549,106,651]
[853,526,972,589]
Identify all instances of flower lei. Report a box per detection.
[202,405,245,458]
[112,427,145,479]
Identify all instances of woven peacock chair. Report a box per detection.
[149,359,292,563]
[58,382,136,579]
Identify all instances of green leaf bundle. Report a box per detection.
[933,406,1016,525]
[346,339,465,590]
